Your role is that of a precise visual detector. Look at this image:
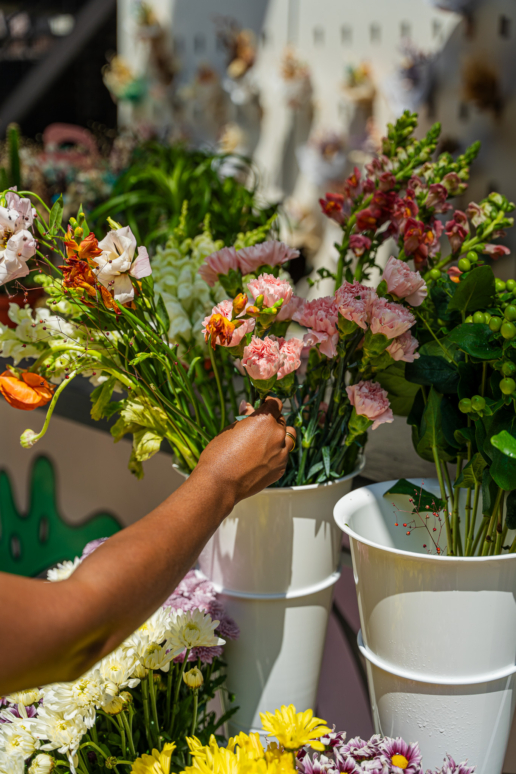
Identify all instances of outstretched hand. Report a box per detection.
[193,396,296,505]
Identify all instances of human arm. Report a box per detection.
[0,397,295,695]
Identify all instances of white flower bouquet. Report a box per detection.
[0,542,239,774]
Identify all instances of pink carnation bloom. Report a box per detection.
[369,297,415,340]
[294,296,340,358]
[202,299,255,347]
[198,246,239,287]
[335,281,377,330]
[276,294,306,322]
[237,241,299,275]
[247,273,293,308]
[242,335,283,380]
[386,330,420,362]
[346,380,394,430]
[383,256,428,306]
[274,336,304,380]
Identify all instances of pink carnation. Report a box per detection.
[369,297,415,340]
[237,241,299,275]
[335,281,377,330]
[247,273,293,308]
[276,294,306,322]
[346,380,394,430]
[242,335,283,381]
[383,256,428,306]
[386,330,420,362]
[198,246,239,287]
[294,296,340,358]
[275,337,304,380]
[202,299,255,347]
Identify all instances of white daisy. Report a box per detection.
[32,707,86,773]
[28,753,55,774]
[165,609,225,654]
[0,750,24,774]
[43,673,102,728]
[0,716,39,759]
[46,558,81,582]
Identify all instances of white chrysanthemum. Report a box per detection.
[0,750,24,774]
[139,642,174,673]
[29,753,55,774]
[43,673,102,728]
[46,558,81,582]
[96,649,140,698]
[6,689,41,707]
[0,716,39,758]
[32,707,86,773]
[165,609,225,654]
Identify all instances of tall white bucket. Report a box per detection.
[198,462,364,734]
[334,479,516,774]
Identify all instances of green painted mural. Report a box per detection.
[0,456,121,577]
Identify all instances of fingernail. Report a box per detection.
[239,399,249,414]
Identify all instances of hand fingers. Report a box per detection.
[255,395,284,421]
[284,425,297,453]
[239,399,254,416]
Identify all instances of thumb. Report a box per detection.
[239,399,254,417]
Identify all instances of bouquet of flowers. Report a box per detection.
[0,540,239,774]
[319,111,515,556]
[0,172,424,486]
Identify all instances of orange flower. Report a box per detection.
[204,313,236,349]
[0,370,54,411]
[64,229,102,263]
[232,293,248,317]
[61,256,119,311]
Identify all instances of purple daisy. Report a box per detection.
[81,537,108,558]
[173,645,224,665]
[296,752,339,774]
[337,735,382,763]
[379,737,423,773]
[426,754,476,774]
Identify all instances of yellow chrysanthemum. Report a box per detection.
[227,733,265,761]
[132,743,176,774]
[180,734,294,774]
[259,705,331,752]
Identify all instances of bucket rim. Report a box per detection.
[335,479,516,563]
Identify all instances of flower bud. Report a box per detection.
[183,667,204,690]
[120,691,133,705]
[132,663,148,680]
[232,293,248,317]
[105,757,118,769]
[29,754,55,774]
[102,695,125,715]
[20,429,38,448]
[74,227,84,238]
[183,667,204,691]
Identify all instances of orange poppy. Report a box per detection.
[0,371,54,411]
[204,313,236,349]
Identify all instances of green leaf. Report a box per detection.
[156,294,171,336]
[384,479,445,512]
[187,356,202,380]
[34,217,47,237]
[306,461,324,480]
[129,352,156,367]
[457,362,480,400]
[441,395,466,449]
[447,265,495,314]
[322,447,331,479]
[90,377,115,421]
[415,387,456,463]
[491,430,516,459]
[133,427,163,461]
[375,362,420,417]
[419,338,464,364]
[506,490,516,530]
[405,355,459,394]
[48,195,63,236]
[446,324,503,360]
[455,452,487,488]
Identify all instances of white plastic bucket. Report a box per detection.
[198,460,364,734]
[334,479,516,774]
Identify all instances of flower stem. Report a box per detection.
[141,676,154,752]
[190,690,199,736]
[169,649,190,738]
[482,488,503,556]
[20,370,79,447]
[120,711,136,758]
[116,715,127,759]
[148,671,161,750]
[452,455,463,556]
[209,347,226,433]
[466,483,480,555]
[432,447,453,553]
[166,665,174,729]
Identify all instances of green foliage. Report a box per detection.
[90,143,279,248]
[0,456,120,577]
[447,266,495,314]
[384,478,445,512]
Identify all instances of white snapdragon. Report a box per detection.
[152,231,227,351]
[46,558,81,582]
[33,708,86,773]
